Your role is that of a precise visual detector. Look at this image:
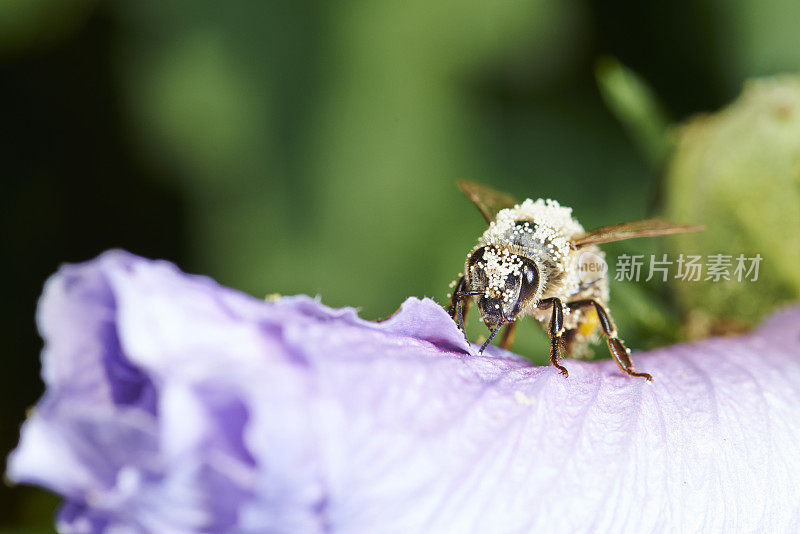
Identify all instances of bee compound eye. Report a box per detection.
[468,247,486,265]
[517,259,540,303]
[470,265,486,285]
[467,247,488,283]
[523,261,538,286]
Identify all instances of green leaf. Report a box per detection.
[596,57,671,167]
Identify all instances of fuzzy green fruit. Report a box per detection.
[663,75,800,326]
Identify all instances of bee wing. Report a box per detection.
[457,180,519,224]
[571,218,705,248]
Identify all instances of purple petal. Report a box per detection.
[7,250,800,532]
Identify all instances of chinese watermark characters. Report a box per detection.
[614,254,762,282]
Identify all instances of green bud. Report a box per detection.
[663,75,800,329]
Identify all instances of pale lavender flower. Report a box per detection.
[7,250,800,533]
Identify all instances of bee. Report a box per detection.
[449,180,704,381]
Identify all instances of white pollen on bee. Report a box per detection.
[475,246,524,301]
[478,198,584,278]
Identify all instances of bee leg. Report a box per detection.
[455,298,467,336]
[498,322,517,350]
[540,298,569,377]
[449,276,471,340]
[566,300,653,382]
[607,337,653,382]
[559,328,579,356]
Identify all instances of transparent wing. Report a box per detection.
[457,180,519,224]
[571,218,705,248]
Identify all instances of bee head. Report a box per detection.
[466,246,541,326]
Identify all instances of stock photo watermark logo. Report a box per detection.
[576,250,608,284]
[613,254,763,282]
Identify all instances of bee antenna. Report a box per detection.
[479,322,504,354]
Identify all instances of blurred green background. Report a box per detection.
[2,0,800,530]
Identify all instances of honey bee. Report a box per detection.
[449,181,704,381]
